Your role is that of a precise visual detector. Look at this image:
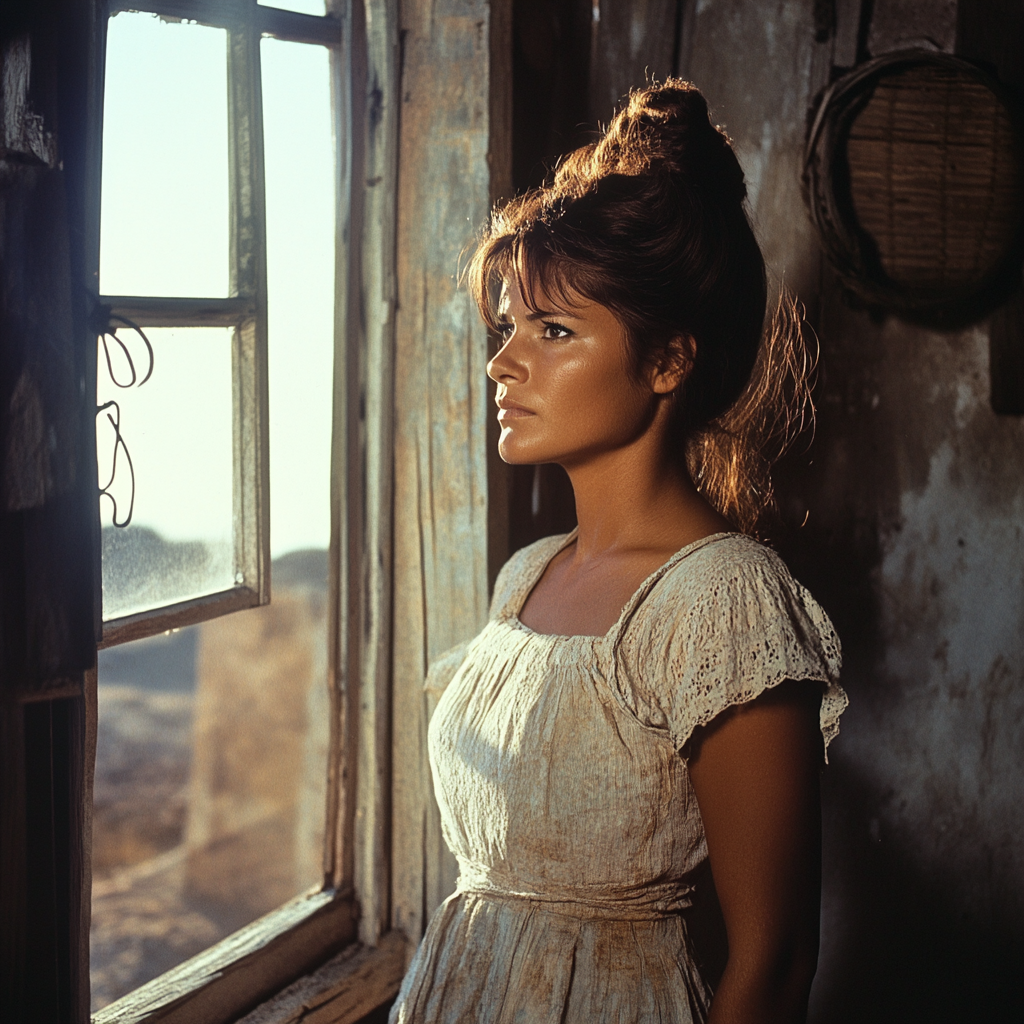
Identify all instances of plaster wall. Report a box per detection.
[686,1,1024,1018]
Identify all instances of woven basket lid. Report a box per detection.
[804,51,1024,327]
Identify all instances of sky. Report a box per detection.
[98,10,335,576]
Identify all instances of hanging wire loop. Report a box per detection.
[94,307,152,528]
[97,313,155,388]
[96,400,136,528]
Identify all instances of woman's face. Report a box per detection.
[486,278,666,468]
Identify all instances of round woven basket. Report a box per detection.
[804,51,1024,326]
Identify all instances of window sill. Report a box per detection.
[236,929,411,1024]
[92,888,356,1024]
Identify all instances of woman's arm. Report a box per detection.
[687,680,824,1024]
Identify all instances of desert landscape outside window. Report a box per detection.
[92,6,337,1010]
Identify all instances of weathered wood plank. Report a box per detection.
[337,0,403,949]
[323,0,359,911]
[226,20,272,615]
[91,889,356,1024]
[99,584,261,648]
[1,34,58,165]
[0,7,99,1019]
[487,0,513,587]
[590,0,679,124]
[235,930,410,1024]
[390,0,506,945]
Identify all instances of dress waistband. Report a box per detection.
[455,869,693,922]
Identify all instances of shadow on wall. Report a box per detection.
[771,322,1024,1022]
[774,501,1024,1015]
[814,757,1024,1024]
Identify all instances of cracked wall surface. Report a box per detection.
[683,1,1023,1018]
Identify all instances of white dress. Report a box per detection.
[391,530,847,1023]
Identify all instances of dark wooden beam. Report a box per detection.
[505,0,590,555]
[0,696,89,1022]
[1,1,100,1019]
[989,280,1024,415]
[588,0,679,124]
[958,0,1024,414]
[100,295,254,327]
[105,0,342,48]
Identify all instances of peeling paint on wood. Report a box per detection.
[390,0,505,945]
[1,34,58,166]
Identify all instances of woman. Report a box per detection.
[391,80,847,1024]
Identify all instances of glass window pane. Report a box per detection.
[98,328,235,620]
[91,39,337,1010]
[90,598,329,1007]
[100,12,229,297]
[262,37,335,560]
[257,0,328,16]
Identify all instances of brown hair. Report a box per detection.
[468,79,815,535]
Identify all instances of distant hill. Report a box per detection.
[102,525,232,621]
[268,547,329,590]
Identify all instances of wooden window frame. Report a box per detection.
[96,0,347,648]
[86,0,407,1020]
[0,0,506,1020]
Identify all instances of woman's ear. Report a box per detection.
[650,334,696,394]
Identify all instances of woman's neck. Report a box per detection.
[560,433,733,562]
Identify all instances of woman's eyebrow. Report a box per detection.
[523,309,581,322]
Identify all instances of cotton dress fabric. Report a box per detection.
[391,531,846,1024]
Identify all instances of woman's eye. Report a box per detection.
[542,321,573,340]
[497,321,515,341]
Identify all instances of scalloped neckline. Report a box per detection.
[507,529,742,641]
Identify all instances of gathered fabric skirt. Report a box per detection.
[389,891,712,1024]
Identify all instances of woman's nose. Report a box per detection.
[486,334,526,384]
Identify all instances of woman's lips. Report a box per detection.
[496,400,535,421]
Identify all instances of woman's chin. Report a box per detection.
[497,436,543,465]
[498,446,531,466]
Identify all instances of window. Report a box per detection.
[0,1,501,1021]
[96,2,346,645]
[89,1,362,1018]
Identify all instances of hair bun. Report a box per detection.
[555,79,748,206]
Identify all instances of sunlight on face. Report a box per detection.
[486,280,655,468]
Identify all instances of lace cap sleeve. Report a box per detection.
[613,536,846,761]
